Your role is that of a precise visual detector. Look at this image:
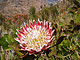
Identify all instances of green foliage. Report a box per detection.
[29,6,38,20]
[0,34,18,51]
[0,37,10,50]
[29,6,36,16]
[39,5,58,22]
[0,13,2,25]
[40,7,50,20]
[50,6,59,19]
[74,15,80,24]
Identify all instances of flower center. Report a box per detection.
[27,30,42,44]
[26,30,47,51]
[29,30,40,39]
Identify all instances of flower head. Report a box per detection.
[14,19,55,55]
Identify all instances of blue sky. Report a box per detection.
[46,0,58,4]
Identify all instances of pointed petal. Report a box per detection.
[14,38,21,43]
[44,20,46,26]
[51,29,55,36]
[29,20,33,29]
[47,24,49,30]
[39,26,41,31]
[23,27,28,33]
[34,25,36,29]
[21,27,24,32]
[33,20,36,26]
[16,29,24,35]
[27,27,31,32]
[16,32,21,38]
[38,18,39,21]
[41,21,44,28]
[38,19,40,25]
[49,22,51,27]
[48,28,51,33]
[51,36,55,40]
[21,47,26,51]
[24,22,28,29]
[20,44,24,48]
[46,36,55,47]
[41,46,47,51]
[45,21,47,28]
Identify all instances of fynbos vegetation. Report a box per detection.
[0,0,80,60]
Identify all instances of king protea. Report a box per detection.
[14,19,55,55]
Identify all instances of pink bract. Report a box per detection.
[14,18,55,55]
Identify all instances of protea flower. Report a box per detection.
[14,19,55,55]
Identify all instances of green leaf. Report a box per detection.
[56,36,66,45]
[75,15,80,24]
[59,22,63,26]
[3,43,12,51]
[78,1,80,3]
[4,34,19,44]
[0,34,19,51]
[4,34,12,44]
[15,51,24,56]
[0,37,7,46]
[0,37,12,50]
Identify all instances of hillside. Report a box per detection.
[0,0,48,17]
